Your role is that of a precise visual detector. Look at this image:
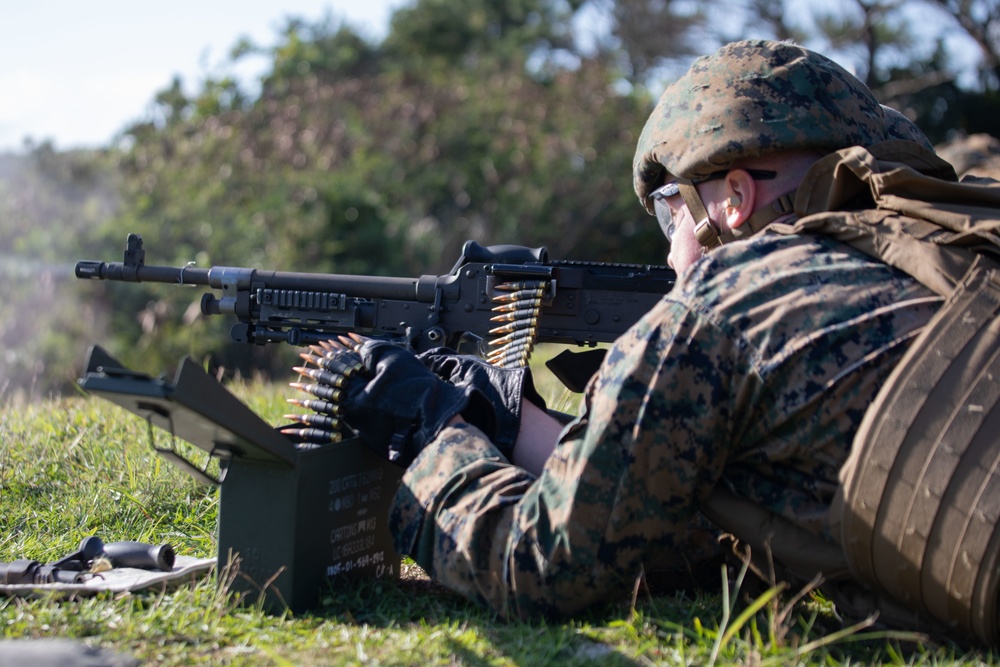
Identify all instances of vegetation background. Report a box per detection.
[2,0,1000,398]
[3,0,1000,662]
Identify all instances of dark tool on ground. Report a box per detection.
[0,536,175,585]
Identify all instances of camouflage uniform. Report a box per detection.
[391,233,942,617]
[387,40,944,617]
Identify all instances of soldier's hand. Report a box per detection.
[305,338,484,466]
[417,348,546,457]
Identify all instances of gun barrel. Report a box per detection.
[75,259,422,301]
[75,260,213,285]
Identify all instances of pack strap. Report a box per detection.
[769,143,1000,297]
[703,481,953,638]
[701,484,850,584]
[691,190,797,250]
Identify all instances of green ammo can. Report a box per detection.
[77,345,403,613]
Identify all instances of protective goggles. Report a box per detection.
[650,169,776,242]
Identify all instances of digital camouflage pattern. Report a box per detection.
[633,40,887,213]
[389,233,942,617]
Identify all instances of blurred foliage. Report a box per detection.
[1,0,999,397]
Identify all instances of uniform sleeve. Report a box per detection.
[389,299,759,617]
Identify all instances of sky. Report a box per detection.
[0,1,403,154]
[1,2,986,156]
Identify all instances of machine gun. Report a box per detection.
[76,234,674,388]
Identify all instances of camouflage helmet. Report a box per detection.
[881,104,934,150]
[634,40,887,213]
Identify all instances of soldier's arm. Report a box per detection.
[388,298,749,617]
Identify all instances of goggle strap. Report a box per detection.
[679,179,798,251]
[677,179,721,249]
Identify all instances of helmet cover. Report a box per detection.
[634,40,888,213]
[881,104,934,150]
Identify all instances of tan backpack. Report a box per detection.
[703,140,1000,645]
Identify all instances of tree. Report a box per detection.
[598,0,715,84]
[382,0,580,67]
[923,0,1000,87]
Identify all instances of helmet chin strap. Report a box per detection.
[677,178,797,251]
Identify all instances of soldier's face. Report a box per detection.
[666,205,703,272]
[664,181,726,273]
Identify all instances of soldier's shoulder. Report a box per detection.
[677,233,859,295]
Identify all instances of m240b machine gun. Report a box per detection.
[76,233,675,382]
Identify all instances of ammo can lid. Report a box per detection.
[79,345,297,468]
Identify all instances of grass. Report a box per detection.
[1,366,999,665]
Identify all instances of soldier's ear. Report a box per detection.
[724,170,756,230]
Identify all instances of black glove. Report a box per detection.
[417,347,546,457]
[329,339,481,466]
